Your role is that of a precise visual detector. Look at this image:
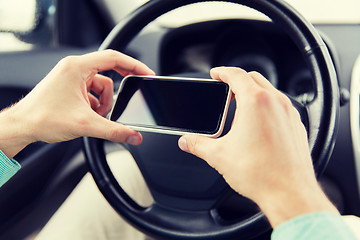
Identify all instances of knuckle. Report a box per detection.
[59,56,78,68]
[103,49,118,58]
[217,67,247,83]
[291,106,304,125]
[228,67,247,75]
[187,136,204,157]
[104,129,121,141]
[106,127,122,141]
[278,94,293,112]
[57,56,81,75]
[104,49,115,54]
[248,71,261,78]
[292,106,301,118]
[280,94,292,106]
[187,136,198,153]
[300,123,309,137]
[253,89,272,106]
[105,125,131,142]
[104,76,114,87]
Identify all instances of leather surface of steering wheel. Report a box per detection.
[84,0,339,239]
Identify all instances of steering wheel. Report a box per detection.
[84,0,339,239]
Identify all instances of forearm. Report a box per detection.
[0,105,35,159]
[256,180,339,228]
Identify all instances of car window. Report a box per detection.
[0,0,56,52]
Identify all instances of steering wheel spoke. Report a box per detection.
[134,203,269,239]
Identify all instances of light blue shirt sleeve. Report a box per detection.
[272,212,357,240]
[0,149,21,187]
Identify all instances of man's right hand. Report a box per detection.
[178,67,339,227]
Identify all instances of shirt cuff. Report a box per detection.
[0,150,21,187]
[271,212,357,240]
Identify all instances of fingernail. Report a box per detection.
[126,134,141,145]
[178,137,188,152]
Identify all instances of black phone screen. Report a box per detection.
[110,76,230,135]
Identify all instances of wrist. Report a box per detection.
[256,180,339,228]
[0,105,35,159]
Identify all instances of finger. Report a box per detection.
[80,50,155,76]
[178,134,217,161]
[117,69,155,77]
[290,105,308,141]
[86,113,143,145]
[87,74,114,116]
[248,71,293,110]
[210,67,258,96]
[88,93,100,110]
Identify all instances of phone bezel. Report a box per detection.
[110,75,232,138]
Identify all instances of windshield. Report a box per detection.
[1,0,359,52]
[105,0,360,26]
[290,0,360,24]
[156,0,360,28]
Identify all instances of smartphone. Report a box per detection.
[110,75,231,137]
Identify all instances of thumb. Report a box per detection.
[87,113,143,145]
[178,134,216,160]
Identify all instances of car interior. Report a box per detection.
[1,0,360,239]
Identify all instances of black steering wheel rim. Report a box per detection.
[84,0,339,239]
